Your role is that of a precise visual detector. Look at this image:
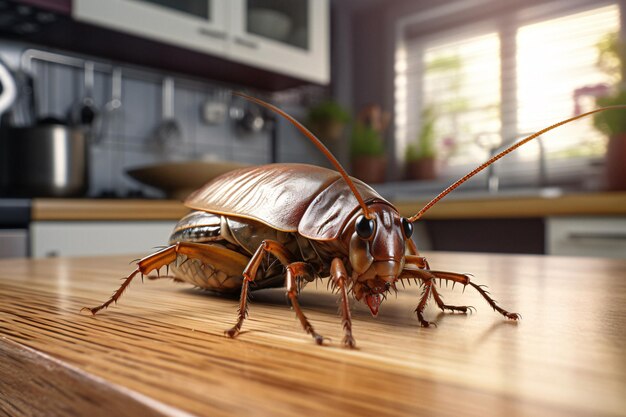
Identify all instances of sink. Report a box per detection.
[373,180,569,202]
[126,160,251,200]
[441,186,565,201]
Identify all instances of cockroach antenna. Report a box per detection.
[409,105,626,222]
[233,92,372,218]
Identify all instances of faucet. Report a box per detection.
[486,145,499,194]
[474,132,503,194]
[484,133,546,194]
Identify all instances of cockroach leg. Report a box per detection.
[406,239,422,257]
[286,262,325,345]
[146,275,183,282]
[241,239,295,282]
[226,239,296,339]
[415,279,436,327]
[81,242,211,315]
[331,258,356,349]
[430,284,475,314]
[399,267,518,321]
[468,282,521,320]
[405,255,430,269]
[224,278,250,338]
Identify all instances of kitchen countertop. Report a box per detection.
[1,253,625,416]
[31,191,626,221]
[32,198,189,221]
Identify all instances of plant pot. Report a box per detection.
[406,158,437,181]
[606,134,626,191]
[352,156,387,184]
[311,121,345,142]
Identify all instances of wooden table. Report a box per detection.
[1,253,625,417]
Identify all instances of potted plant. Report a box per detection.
[351,122,387,183]
[307,100,351,142]
[594,91,626,190]
[405,106,438,180]
[592,32,626,191]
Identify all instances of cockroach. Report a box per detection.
[82,95,624,348]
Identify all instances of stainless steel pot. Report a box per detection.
[1,123,89,197]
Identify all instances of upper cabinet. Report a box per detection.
[74,0,228,56]
[73,0,329,85]
[230,0,329,84]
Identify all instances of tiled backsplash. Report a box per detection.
[0,41,328,198]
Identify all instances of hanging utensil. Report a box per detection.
[68,61,98,127]
[94,67,123,144]
[152,77,182,150]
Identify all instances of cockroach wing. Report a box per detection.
[298,178,389,240]
[184,163,341,232]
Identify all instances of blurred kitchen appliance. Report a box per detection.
[0,58,17,117]
[0,199,30,258]
[0,57,18,195]
[1,123,89,197]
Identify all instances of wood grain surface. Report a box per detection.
[0,253,625,417]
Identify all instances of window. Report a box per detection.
[395,1,621,186]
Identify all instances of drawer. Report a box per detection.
[31,221,177,258]
[0,229,29,258]
[546,217,626,259]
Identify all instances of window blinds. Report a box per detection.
[395,1,620,185]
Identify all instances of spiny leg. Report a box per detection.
[415,278,435,327]
[224,278,250,338]
[81,242,214,315]
[430,284,475,314]
[285,262,324,345]
[469,282,520,320]
[225,239,295,338]
[400,267,519,320]
[330,258,355,348]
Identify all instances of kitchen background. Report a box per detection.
[0,0,625,259]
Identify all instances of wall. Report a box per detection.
[0,40,327,198]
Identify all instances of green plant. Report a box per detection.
[351,123,385,157]
[308,100,351,125]
[594,91,626,136]
[406,106,437,161]
[593,32,626,136]
[597,32,624,84]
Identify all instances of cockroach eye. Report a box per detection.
[355,215,375,239]
[402,218,413,239]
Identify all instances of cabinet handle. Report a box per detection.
[567,232,626,241]
[234,37,259,49]
[197,27,227,40]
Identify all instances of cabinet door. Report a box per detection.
[31,221,177,258]
[229,0,329,84]
[74,0,228,55]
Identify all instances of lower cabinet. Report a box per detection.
[546,217,626,260]
[422,218,545,254]
[31,221,177,258]
[422,216,626,259]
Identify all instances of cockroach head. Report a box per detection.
[345,203,413,317]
